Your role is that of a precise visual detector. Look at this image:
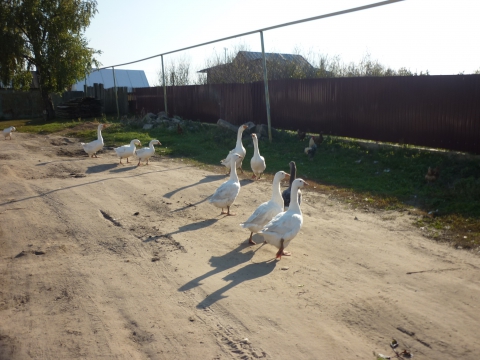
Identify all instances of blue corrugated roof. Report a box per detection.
[71,69,149,91]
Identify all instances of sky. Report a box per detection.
[84,0,480,86]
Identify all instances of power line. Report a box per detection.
[96,0,405,70]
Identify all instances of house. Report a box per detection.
[70,69,149,92]
[198,51,316,84]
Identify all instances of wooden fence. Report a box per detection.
[131,75,480,154]
[62,85,128,115]
[0,85,128,120]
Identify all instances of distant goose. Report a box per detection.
[136,139,161,166]
[2,126,16,140]
[250,133,266,180]
[81,124,104,157]
[221,124,248,174]
[210,154,243,216]
[114,139,141,164]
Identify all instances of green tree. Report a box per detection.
[0,0,100,119]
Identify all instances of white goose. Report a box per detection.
[136,139,161,166]
[240,170,289,245]
[220,124,247,174]
[2,126,16,140]
[250,133,266,180]
[81,124,104,158]
[209,154,243,216]
[114,139,141,164]
[258,178,308,259]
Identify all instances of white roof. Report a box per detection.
[71,69,149,91]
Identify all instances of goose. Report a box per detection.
[282,161,302,210]
[220,124,248,174]
[114,139,141,164]
[81,124,104,157]
[2,126,16,140]
[136,139,161,166]
[250,133,266,180]
[209,153,243,216]
[258,178,308,259]
[240,170,289,245]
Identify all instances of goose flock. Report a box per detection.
[2,122,307,260]
[77,122,308,259]
[216,124,308,259]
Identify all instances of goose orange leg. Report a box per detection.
[275,239,291,259]
[248,232,256,245]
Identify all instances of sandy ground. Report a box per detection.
[1,132,479,360]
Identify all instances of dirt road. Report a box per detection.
[1,132,479,359]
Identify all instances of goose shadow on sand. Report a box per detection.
[154,218,219,241]
[86,163,118,174]
[163,174,227,199]
[178,241,277,309]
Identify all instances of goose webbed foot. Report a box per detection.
[248,233,256,245]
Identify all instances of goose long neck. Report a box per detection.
[271,176,283,206]
[253,137,259,155]
[288,183,302,213]
[236,128,244,147]
[97,125,103,140]
[229,159,239,182]
[149,141,155,149]
[289,163,296,186]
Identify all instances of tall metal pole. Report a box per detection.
[161,55,168,116]
[260,31,272,142]
[112,67,120,119]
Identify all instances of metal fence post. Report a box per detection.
[260,31,272,142]
[112,67,120,119]
[161,55,168,116]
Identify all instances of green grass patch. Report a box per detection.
[6,116,480,250]
[7,117,86,135]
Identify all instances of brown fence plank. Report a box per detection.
[130,75,480,154]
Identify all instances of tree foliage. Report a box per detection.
[156,55,191,87]
[161,44,433,86]
[0,0,100,117]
